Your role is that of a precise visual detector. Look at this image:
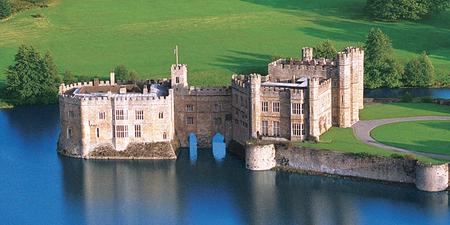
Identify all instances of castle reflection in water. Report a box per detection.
[60,148,449,225]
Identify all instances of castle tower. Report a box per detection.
[249,74,262,139]
[308,77,320,140]
[171,64,188,89]
[336,47,364,127]
[110,71,115,85]
[302,47,313,61]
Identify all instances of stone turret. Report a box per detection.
[302,47,313,61]
[308,77,320,140]
[249,74,262,138]
[171,64,188,89]
[110,72,115,85]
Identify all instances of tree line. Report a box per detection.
[0,0,52,19]
[4,45,141,105]
[366,0,449,21]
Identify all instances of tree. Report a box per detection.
[6,45,60,105]
[0,0,11,19]
[364,28,403,88]
[128,70,139,81]
[314,40,337,59]
[114,64,129,81]
[403,52,435,87]
[114,65,139,81]
[366,0,449,21]
[63,70,77,84]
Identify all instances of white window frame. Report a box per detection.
[273,102,280,113]
[115,125,128,138]
[262,102,269,112]
[135,110,144,120]
[273,121,280,137]
[261,120,269,136]
[134,124,142,138]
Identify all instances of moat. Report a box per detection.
[0,106,449,225]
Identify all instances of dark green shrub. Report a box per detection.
[401,92,413,102]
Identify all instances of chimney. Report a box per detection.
[110,71,115,85]
[93,78,100,86]
[143,85,148,94]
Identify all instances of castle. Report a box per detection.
[58,47,364,159]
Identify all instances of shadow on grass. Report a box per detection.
[419,120,450,133]
[211,50,272,75]
[242,0,450,61]
[297,19,450,61]
[241,0,367,20]
[379,140,450,156]
[390,103,450,115]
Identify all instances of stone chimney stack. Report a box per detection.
[110,71,115,85]
[143,85,148,94]
[302,47,313,61]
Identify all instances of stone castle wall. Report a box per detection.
[276,147,449,192]
[58,90,175,158]
[174,87,233,148]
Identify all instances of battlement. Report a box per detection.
[59,81,111,95]
[337,47,364,65]
[318,78,332,95]
[185,86,231,96]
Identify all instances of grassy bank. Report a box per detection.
[371,120,450,156]
[360,103,450,120]
[299,103,450,164]
[297,127,445,164]
[0,0,449,86]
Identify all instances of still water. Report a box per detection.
[365,88,450,99]
[0,106,449,225]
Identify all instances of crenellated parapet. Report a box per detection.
[318,78,332,95]
[185,86,231,96]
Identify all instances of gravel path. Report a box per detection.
[353,116,450,160]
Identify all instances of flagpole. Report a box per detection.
[175,45,179,65]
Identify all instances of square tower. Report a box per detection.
[171,64,188,88]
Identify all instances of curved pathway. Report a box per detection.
[353,116,450,160]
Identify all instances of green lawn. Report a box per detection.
[360,103,450,120]
[371,120,450,155]
[297,127,446,164]
[0,0,449,87]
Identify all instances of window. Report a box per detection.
[186,117,194,125]
[302,124,306,136]
[186,104,194,112]
[214,103,221,112]
[273,121,280,137]
[273,102,280,113]
[214,117,222,125]
[98,112,106,120]
[115,125,128,138]
[292,123,303,136]
[135,110,144,120]
[292,103,304,115]
[163,132,167,139]
[262,102,269,112]
[159,112,164,119]
[68,111,74,119]
[96,128,100,138]
[66,128,72,139]
[115,109,127,120]
[176,77,180,84]
[261,120,269,136]
[135,125,142,138]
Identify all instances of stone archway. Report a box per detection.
[188,133,198,162]
[212,133,226,161]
